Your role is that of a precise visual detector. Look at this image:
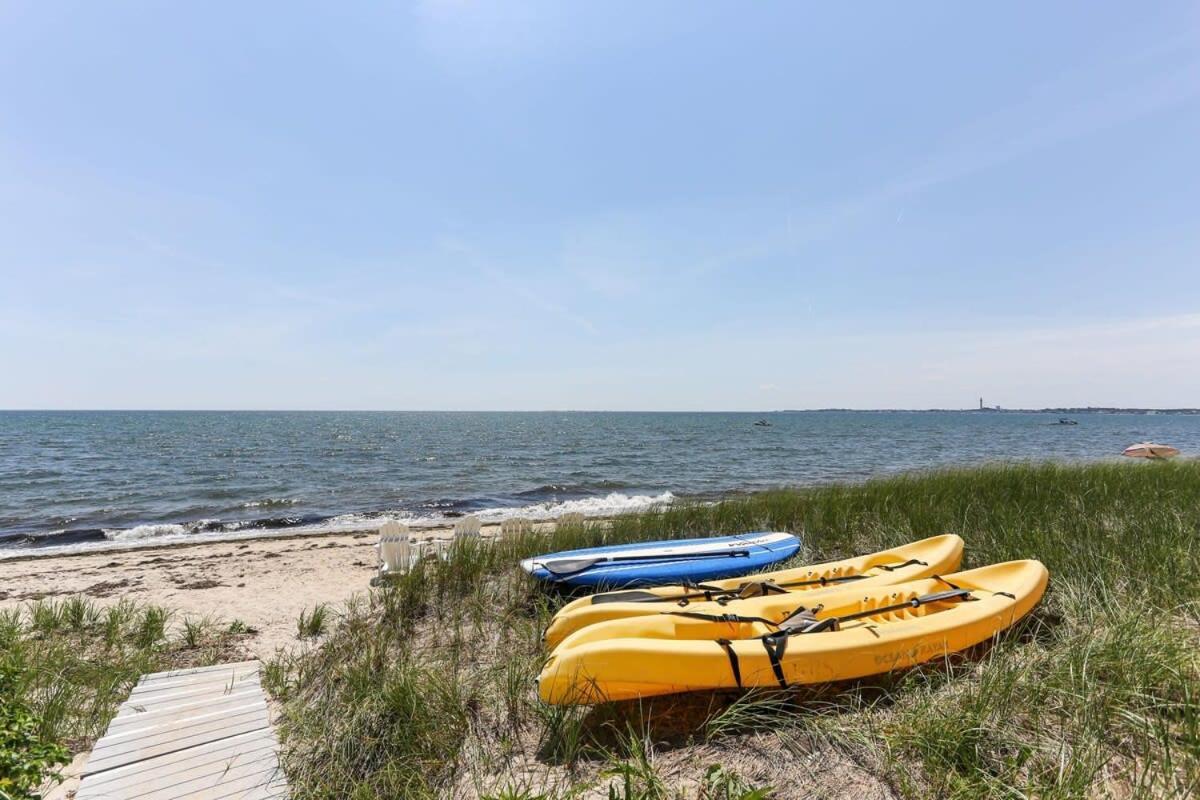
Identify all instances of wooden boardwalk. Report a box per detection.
[76,660,288,799]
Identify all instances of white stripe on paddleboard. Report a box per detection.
[521,531,795,573]
[580,539,799,578]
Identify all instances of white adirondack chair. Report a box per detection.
[454,515,482,540]
[500,517,533,537]
[374,520,412,582]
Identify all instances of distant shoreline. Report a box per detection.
[3,407,1199,414]
[777,408,1200,415]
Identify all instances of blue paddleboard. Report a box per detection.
[520,531,801,588]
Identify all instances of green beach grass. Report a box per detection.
[4,461,1199,798]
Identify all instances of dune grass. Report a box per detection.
[265,460,1200,799]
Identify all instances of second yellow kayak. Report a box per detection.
[544,534,964,650]
[539,559,1048,705]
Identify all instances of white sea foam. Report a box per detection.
[471,491,675,522]
[241,498,301,508]
[110,491,675,541]
[103,523,189,542]
[287,512,413,534]
[4,491,677,559]
[283,491,676,534]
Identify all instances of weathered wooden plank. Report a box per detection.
[89,701,267,755]
[156,762,284,800]
[123,676,259,705]
[77,730,276,792]
[107,693,266,733]
[117,682,261,717]
[125,679,261,708]
[74,734,278,800]
[94,699,267,747]
[137,660,261,684]
[84,705,269,775]
[128,666,260,697]
[79,734,282,799]
[207,770,290,800]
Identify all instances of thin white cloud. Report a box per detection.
[439,236,599,335]
[481,264,599,335]
[683,40,1200,279]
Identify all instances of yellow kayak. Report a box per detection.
[544,534,964,650]
[539,559,1047,705]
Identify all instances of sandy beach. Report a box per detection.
[0,523,508,656]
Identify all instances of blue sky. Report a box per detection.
[1,2,1198,410]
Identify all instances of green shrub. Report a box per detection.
[0,663,70,800]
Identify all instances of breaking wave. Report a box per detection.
[472,491,675,521]
[512,481,635,500]
[1,491,676,557]
[103,523,190,542]
[241,498,302,509]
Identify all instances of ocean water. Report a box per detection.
[2,410,1197,555]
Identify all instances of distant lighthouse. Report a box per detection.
[979,397,984,410]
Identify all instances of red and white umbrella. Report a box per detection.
[1122,442,1180,459]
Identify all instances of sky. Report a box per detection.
[1,2,1199,411]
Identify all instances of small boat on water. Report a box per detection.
[1056,418,1078,425]
[753,419,772,427]
[1123,442,1180,459]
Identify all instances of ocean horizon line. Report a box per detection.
[3,406,1200,414]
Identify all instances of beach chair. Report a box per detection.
[557,512,585,528]
[373,520,412,584]
[500,517,534,537]
[454,515,482,540]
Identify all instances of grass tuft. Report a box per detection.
[296,604,330,639]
